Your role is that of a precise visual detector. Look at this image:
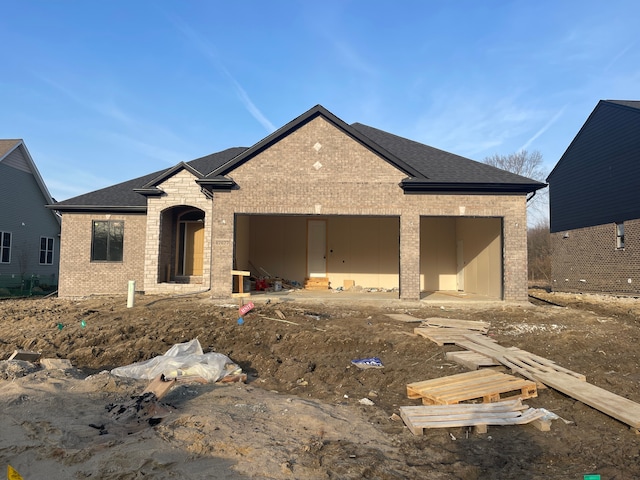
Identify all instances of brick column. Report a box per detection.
[400,213,420,300]
[210,199,235,298]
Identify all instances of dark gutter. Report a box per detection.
[401,179,546,194]
[132,188,165,196]
[45,205,147,213]
[196,177,238,192]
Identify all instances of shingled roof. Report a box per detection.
[606,100,640,110]
[350,123,543,188]
[51,106,544,212]
[52,147,247,212]
[0,139,22,158]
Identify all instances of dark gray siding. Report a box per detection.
[548,101,640,233]
[0,155,60,282]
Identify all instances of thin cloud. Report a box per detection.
[333,40,378,77]
[170,15,275,133]
[604,41,636,72]
[103,132,189,166]
[519,106,566,152]
[415,92,538,158]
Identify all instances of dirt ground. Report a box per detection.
[1,288,640,479]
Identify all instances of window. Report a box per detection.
[91,220,124,261]
[616,222,625,249]
[0,231,11,263]
[40,237,54,265]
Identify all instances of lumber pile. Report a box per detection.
[414,318,491,347]
[407,369,538,405]
[408,315,640,432]
[400,399,549,435]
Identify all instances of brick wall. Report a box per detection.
[551,219,640,295]
[210,117,529,301]
[58,116,530,301]
[58,213,146,297]
[143,170,213,295]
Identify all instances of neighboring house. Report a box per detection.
[50,105,543,301]
[547,100,640,295]
[0,139,60,292]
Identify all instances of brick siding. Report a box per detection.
[210,117,528,301]
[551,219,640,295]
[58,213,146,297]
[58,116,530,301]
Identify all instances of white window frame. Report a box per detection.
[0,231,11,264]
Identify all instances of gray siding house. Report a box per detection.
[0,139,60,293]
[547,100,640,295]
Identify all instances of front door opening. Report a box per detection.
[177,210,204,277]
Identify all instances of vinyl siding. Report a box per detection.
[548,101,640,233]
[0,155,60,280]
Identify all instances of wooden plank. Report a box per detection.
[455,338,541,382]
[456,334,587,382]
[400,398,526,415]
[230,270,250,276]
[513,351,587,381]
[408,370,537,405]
[422,318,490,333]
[408,369,497,398]
[534,371,640,429]
[415,327,481,346]
[445,351,500,370]
[143,374,177,400]
[400,402,547,436]
[385,314,423,323]
[8,350,41,362]
[434,380,536,404]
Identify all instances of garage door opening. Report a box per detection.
[420,216,503,299]
[234,214,400,292]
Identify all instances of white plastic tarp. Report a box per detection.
[110,339,240,383]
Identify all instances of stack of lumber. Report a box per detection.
[407,369,538,405]
[303,277,329,290]
[400,399,549,435]
[414,318,490,346]
[410,316,640,431]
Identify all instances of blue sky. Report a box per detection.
[1,1,639,203]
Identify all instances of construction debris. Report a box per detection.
[7,350,41,362]
[422,317,490,333]
[400,399,549,436]
[407,369,538,405]
[413,316,640,431]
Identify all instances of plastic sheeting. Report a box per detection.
[110,339,241,383]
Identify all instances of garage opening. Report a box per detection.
[420,216,503,299]
[234,214,400,292]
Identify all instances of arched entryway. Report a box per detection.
[158,206,205,284]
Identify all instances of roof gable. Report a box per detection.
[206,105,425,179]
[548,100,640,181]
[1,139,57,204]
[547,99,640,232]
